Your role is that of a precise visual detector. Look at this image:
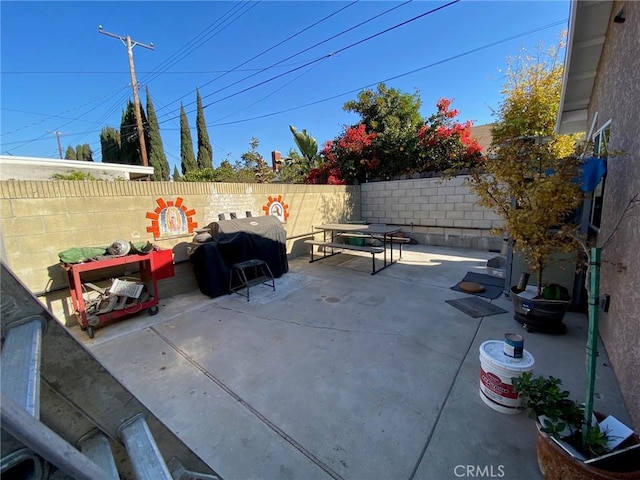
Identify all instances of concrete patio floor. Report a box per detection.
[68,244,631,480]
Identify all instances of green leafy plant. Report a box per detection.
[513,372,609,459]
[51,171,97,181]
[289,125,320,175]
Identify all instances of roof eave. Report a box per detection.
[556,0,613,135]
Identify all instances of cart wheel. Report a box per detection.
[87,326,94,339]
[148,306,159,316]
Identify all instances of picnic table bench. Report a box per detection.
[304,223,403,275]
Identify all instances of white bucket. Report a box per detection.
[479,340,535,414]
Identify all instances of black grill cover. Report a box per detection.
[189,216,288,297]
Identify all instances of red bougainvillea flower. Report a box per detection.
[337,124,377,153]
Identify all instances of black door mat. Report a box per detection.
[446,297,508,318]
[451,272,505,299]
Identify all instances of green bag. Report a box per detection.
[58,247,108,264]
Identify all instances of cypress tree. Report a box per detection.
[120,100,149,165]
[85,144,94,161]
[180,103,197,174]
[76,144,93,161]
[120,101,139,165]
[145,87,170,180]
[100,126,121,163]
[172,165,181,182]
[195,88,213,169]
[64,146,76,160]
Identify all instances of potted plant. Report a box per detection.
[510,195,640,480]
[477,37,640,480]
[513,372,640,480]
[468,39,582,333]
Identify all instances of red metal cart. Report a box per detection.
[62,249,174,338]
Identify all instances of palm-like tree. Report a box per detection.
[289,125,320,174]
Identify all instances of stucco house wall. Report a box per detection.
[587,1,640,429]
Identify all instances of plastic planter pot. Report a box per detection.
[511,286,570,334]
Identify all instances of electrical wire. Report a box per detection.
[159,0,457,124]
[1,3,255,153]
[155,1,361,117]
[69,4,256,146]
[140,2,261,87]
[2,0,400,152]
[205,19,567,127]
[1,86,129,136]
[2,17,566,155]
[0,62,315,75]
[156,0,412,120]
[208,60,327,124]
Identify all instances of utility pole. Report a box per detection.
[98,25,153,168]
[46,130,65,159]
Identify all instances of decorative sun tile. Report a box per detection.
[262,195,289,222]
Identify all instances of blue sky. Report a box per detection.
[1,1,570,173]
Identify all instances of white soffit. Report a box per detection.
[557,0,613,135]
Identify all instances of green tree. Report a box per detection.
[216,159,238,182]
[196,88,213,169]
[76,144,93,161]
[468,37,582,294]
[145,87,170,181]
[255,157,274,183]
[64,144,93,161]
[182,167,217,182]
[100,126,121,164]
[289,125,319,174]
[180,103,197,174]
[120,100,148,165]
[276,148,305,183]
[241,137,272,183]
[310,85,482,184]
[64,146,76,160]
[240,137,260,171]
[172,165,181,182]
[343,82,423,178]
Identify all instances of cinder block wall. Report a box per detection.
[0,176,503,328]
[361,176,504,251]
[0,180,359,324]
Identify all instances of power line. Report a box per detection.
[205,19,567,127]
[157,0,411,121]
[46,130,67,159]
[1,107,114,125]
[2,86,129,136]
[140,2,261,91]
[2,18,566,154]
[1,84,135,153]
[160,0,457,124]
[140,2,257,87]
[99,26,154,168]
[211,59,327,124]
[0,62,313,75]
[1,3,250,153]
[155,1,361,117]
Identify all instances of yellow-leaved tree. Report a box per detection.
[469,36,584,296]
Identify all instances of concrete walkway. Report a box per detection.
[69,245,631,480]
